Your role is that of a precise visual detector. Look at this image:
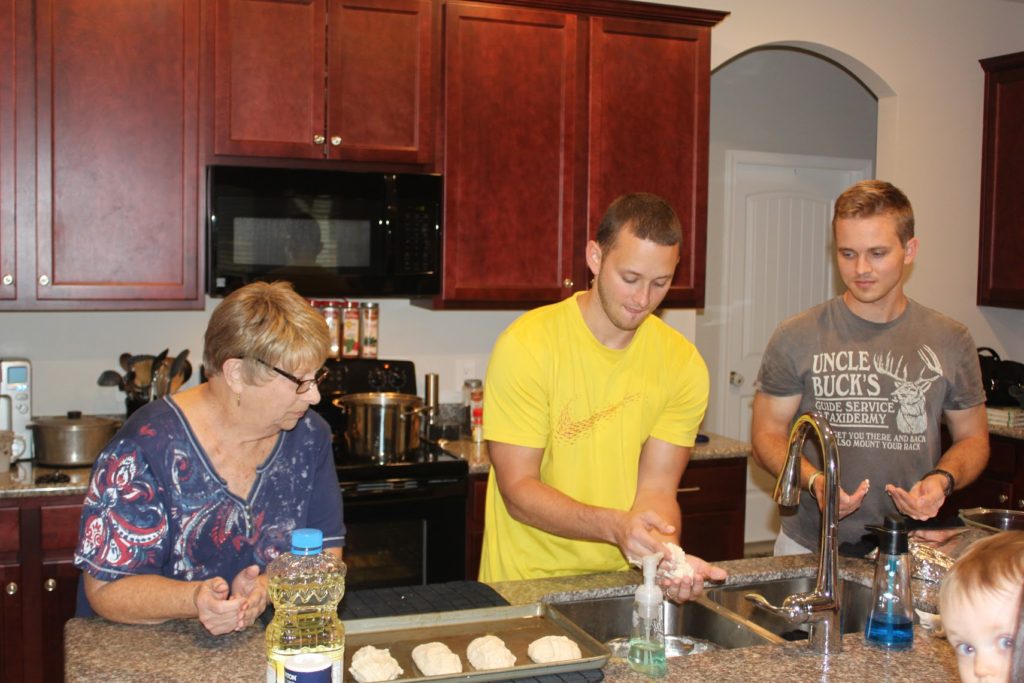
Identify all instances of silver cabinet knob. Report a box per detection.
[39,274,50,286]
[562,278,573,288]
[330,136,342,146]
[729,371,744,387]
[999,493,1009,504]
[44,578,57,592]
[5,582,16,596]
[1018,498,1024,509]
[1,273,11,286]
[313,134,325,144]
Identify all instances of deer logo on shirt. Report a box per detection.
[872,345,943,434]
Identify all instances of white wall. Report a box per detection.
[4,0,1024,422]
[678,0,1024,366]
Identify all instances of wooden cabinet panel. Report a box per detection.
[328,0,434,163]
[41,503,82,550]
[441,1,579,306]
[977,51,1024,308]
[0,562,24,683]
[0,508,18,552]
[588,16,710,307]
[212,0,434,164]
[39,559,80,683]
[213,0,326,158]
[0,0,13,300]
[677,458,746,561]
[465,473,487,580]
[34,0,200,303]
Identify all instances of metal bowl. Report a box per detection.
[959,507,1024,533]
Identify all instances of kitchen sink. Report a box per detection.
[549,594,779,654]
[704,576,873,641]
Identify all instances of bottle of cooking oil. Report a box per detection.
[266,528,347,683]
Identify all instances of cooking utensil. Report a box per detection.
[29,411,119,467]
[959,507,1024,532]
[332,392,427,462]
[118,352,132,372]
[97,370,125,390]
[130,355,155,393]
[170,359,192,394]
[166,349,190,395]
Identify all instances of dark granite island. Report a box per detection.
[65,555,959,682]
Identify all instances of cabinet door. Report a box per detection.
[977,52,1024,308]
[327,0,434,163]
[39,503,82,683]
[34,0,200,302]
[465,473,487,580]
[213,0,327,158]
[442,2,579,306]
[588,17,711,307]
[0,0,13,300]
[0,563,23,683]
[677,458,746,561]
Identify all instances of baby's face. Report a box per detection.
[942,589,1017,683]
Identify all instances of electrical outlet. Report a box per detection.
[455,359,477,392]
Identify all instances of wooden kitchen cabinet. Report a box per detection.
[677,457,746,562]
[213,0,435,164]
[941,433,1024,517]
[0,494,83,683]
[0,0,15,301]
[464,456,746,579]
[977,51,1024,308]
[433,0,724,309]
[1,0,203,310]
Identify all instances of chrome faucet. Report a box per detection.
[746,411,843,655]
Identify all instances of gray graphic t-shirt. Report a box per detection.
[756,297,985,549]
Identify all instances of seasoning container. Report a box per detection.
[309,300,342,359]
[464,379,484,442]
[359,302,379,359]
[341,301,361,358]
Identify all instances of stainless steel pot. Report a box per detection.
[332,392,427,462]
[30,411,119,467]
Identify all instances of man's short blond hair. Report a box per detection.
[832,180,915,246]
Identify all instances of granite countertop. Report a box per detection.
[64,554,958,682]
[443,432,752,475]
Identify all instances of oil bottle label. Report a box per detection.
[267,651,342,683]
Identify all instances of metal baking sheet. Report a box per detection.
[342,603,610,682]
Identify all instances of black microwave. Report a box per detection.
[206,166,442,298]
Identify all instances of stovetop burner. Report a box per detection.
[336,441,468,488]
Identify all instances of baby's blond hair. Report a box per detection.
[940,531,1024,612]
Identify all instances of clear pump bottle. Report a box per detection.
[864,514,914,650]
[628,553,667,677]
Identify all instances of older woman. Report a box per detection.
[74,281,343,635]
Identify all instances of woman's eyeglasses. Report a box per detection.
[253,358,329,394]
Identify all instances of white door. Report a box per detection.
[720,151,872,544]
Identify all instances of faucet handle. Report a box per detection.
[744,592,809,624]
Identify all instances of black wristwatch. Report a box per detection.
[922,468,955,497]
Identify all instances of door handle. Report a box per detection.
[729,371,744,387]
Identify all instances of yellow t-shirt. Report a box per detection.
[479,292,709,582]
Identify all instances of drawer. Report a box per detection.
[0,508,19,553]
[41,504,84,551]
[677,459,746,513]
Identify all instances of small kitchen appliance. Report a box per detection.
[312,358,468,590]
[1,358,33,461]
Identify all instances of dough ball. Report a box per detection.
[466,634,517,670]
[527,635,582,663]
[411,641,463,676]
[348,645,403,683]
[664,542,695,579]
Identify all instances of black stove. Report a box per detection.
[314,358,469,589]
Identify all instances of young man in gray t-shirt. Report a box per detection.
[751,180,989,553]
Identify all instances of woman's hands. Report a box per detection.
[194,565,268,635]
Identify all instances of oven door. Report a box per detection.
[341,479,467,590]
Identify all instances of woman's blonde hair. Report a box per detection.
[939,531,1024,611]
[203,281,330,383]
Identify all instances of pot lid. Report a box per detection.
[30,410,120,430]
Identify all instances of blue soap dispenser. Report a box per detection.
[628,552,667,677]
[864,514,914,650]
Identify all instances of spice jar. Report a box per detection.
[463,379,484,442]
[341,301,361,358]
[359,302,379,359]
[309,299,342,359]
